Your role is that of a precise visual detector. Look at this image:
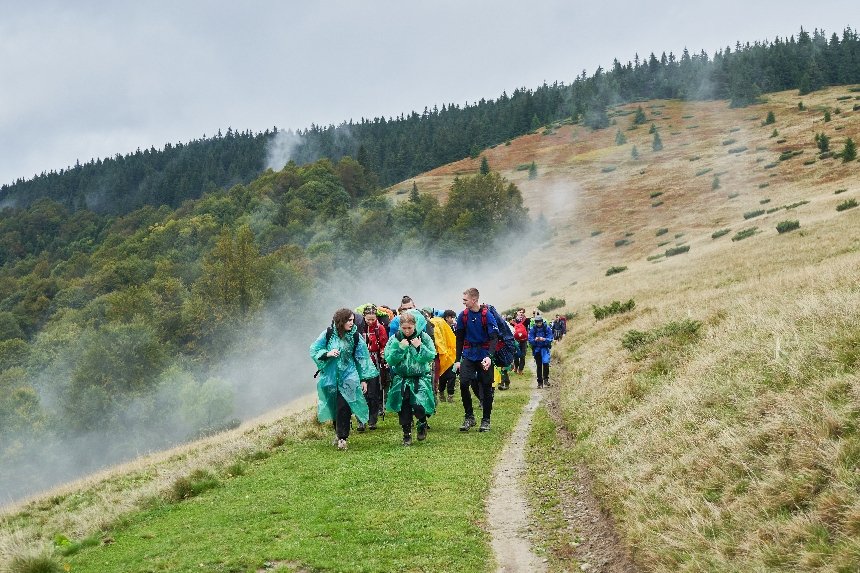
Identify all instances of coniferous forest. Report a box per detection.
[2,27,858,212]
[1,25,859,501]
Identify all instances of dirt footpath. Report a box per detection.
[487,388,548,572]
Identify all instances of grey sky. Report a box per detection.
[0,1,852,187]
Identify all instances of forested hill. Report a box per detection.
[2,26,859,215]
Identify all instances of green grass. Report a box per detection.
[62,390,529,572]
[524,405,582,570]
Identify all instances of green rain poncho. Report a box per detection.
[310,323,379,424]
[383,310,437,417]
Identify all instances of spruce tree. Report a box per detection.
[528,162,538,180]
[633,106,647,125]
[824,110,832,122]
[409,181,420,202]
[649,123,657,134]
[842,137,857,162]
[816,133,830,152]
[652,130,663,151]
[631,145,640,159]
[712,174,720,190]
[615,130,627,145]
[480,156,490,175]
[765,111,776,125]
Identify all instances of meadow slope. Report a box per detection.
[2,86,859,572]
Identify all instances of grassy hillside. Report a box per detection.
[2,85,859,572]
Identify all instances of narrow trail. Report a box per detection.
[487,388,547,572]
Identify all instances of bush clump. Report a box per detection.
[593,299,635,320]
[665,245,691,257]
[170,469,220,501]
[537,296,566,313]
[732,227,758,241]
[606,266,628,276]
[621,318,702,352]
[728,146,748,154]
[655,227,669,236]
[712,228,731,239]
[744,209,766,220]
[836,198,858,212]
[776,220,800,233]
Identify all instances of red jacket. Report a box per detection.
[363,321,388,366]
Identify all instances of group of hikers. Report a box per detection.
[309,287,564,450]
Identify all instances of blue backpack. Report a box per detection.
[461,304,519,367]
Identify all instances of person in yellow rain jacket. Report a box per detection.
[423,308,457,403]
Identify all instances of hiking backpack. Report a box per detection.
[461,304,519,367]
[513,321,529,341]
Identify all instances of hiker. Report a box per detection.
[357,304,388,430]
[552,314,566,341]
[384,309,437,446]
[438,309,459,402]
[309,308,379,450]
[528,314,554,388]
[512,315,529,374]
[455,287,499,432]
[425,307,456,402]
[516,307,530,329]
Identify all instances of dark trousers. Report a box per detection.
[439,366,456,395]
[335,391,353,439]
[398,383,426,435]
[362,376,382,424]
[514,341,527,371]
[460,357,494,422]
[534,354,550,384]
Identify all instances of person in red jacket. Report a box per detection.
[358,304,388,430]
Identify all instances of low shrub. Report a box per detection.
[689,155,701,161]
[728,192,740,199]
[621,318,702,353]
[728,146,748,154]
[695,168,712,176]
[759,183,770,188]
[776,220,800,233]
[515,164,531,171]
[651,201,663,207]
[835,188,848,194]
[732,227,758,241]
[836,198,858,212]
[6,554,62,573]
[744,209,766,220]
[711,228,731,239]
[590,230,602,237]
[764,162,778,169]
[837,95,853,101]
[665,245,690,257]
[593,299,635,320]
[530,289,545,296]
[760,198,771,204]
[170,469,220,501]
[605,266,628,276]
[601,165,617,173]
[650,191,663,198]
[615,239,630,247]
[537,296,566,312]
[655,227,669,236]
[722,138,737,146]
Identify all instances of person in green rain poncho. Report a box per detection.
[310,308,379,451]
[384,309,437,446]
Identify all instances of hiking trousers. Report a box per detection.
[398,383,427,434]
[363,375,382,424]
[439,365,456,396]
[334,390,354,439]
[534,354,550,385]
[514,341,527,371]
[460,357,494,422]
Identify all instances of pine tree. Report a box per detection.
[765,111,776,125]
[633,106,647,125]
[824,110,832,122]
[842,137,857,162]
[631,145,640,159]
[480,156,490,175]
[649,123,657,134]
[528,162,538,180]
[816,133,830,152]
[712,174,720,190]
[409,181,420,202]
[615,130,627,145]
[652,130,663,151]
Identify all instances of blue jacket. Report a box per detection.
[455,306,500,362]
[528,322,554,363]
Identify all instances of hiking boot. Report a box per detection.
[459,416,476,432]
[357,422,366,432]
[402,433,412,446]
[337,439,348,450]
[368,422,377,430]
[479,419,491,432]
[537,382,544,389]
[544,380,551,387]
[417,421,428,441]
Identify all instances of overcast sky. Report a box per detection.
[0,1,853,187]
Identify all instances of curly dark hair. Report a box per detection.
[332,308,355,336]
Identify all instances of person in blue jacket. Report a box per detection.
[310,308,379,450]
[454,287,499,433]
[528,314,554,388]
